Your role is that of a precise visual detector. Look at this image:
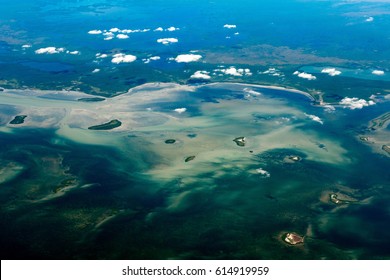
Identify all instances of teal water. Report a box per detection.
[0,0,389,259]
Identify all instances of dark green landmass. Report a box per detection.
[185,156,196,162]
[382,145,390,155]
[165,139,176,144]
[77,97,106,102]
[88,119,122,130]
[9,115,27,125]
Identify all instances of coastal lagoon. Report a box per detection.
[0,83,389,259]
[0,0,390,259]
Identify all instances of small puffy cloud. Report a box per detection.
[223,24,237,29]
[35,47,65,54]
[22,44,32,48]
[234,32,239,35]
[243,88,261,96]
[96,53,108,58]
[255,168,270,178]
[304,113,323,124]
[104,36,114,40]
[111,53,137,64]
[293,71,316,80]
[372,70,385,76]
[66,50,80,55]
[154,27,164,32]
[92,68,100,73]
[116,34,129,39]
[321,68,341,76]
[340,97,375,110]
[157,38,178,45]
[109,27,121,33]
[365,16,374,22]
[166,26,179,31]
[175,54,202,63]
[88,30,102,35]
[261,67,284,77]
[216,67,252,77]
[143,56,161,64]
[190,71,211,80]
[174,108,187,114]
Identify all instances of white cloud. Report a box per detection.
[365,16,374,22]
[216,67,252,77]
[104,36,114,40]
[234,32,239,35]
[66,50,80,55]
[261,67,284,77]
[324,105,336,113]
[157,38,178,45]
[372,70,385,75]
[109,27,121,33]
[304,113,323,124]
[96,53,108,58]
[22,44,32,48]
[255,168,270,178]
[175,54,202,63]
[143,56,161,64]
[340,97,375,110]
[116,34,129,39]
[154,27,164,32]
[223,24,237,29]
[111,53,137,64]
[243,88,261,96]
[88,30,102,35]
[190,71,211,80]
[293,71,317,80]
[166,26,179,31]
[321,68,341,76]
[92,68,100,73]
[174,108,187,114]
[35,47,65,54]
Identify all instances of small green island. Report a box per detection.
[185,156,196,162]
[233,137,246,147]
[77,97,106,102]
[88,119,122,130]
[165,139,176,144]
[9,115,27,125]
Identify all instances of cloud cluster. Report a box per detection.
[372,70,385,76]
[157,38,178,45]
[304,113,323,124]
[216,67,252,77]
[223,24,237,29]
[175,54,202,63]
[190,71,211,80]
[111,53,137,64]
[88,27,152,40]
[35,47,65,54]
[321,68,341,76]
[293,71,316,80]
[339,97,375,110]
[96,53,108,59]
[261,67,284,77]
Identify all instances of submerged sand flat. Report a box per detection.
[0,83,350,184]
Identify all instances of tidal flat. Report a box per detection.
[0,82,389,259]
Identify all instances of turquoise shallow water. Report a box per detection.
[0,0,389,259]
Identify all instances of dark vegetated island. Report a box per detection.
[77,97,106,102]
[9,115,27,125]
[88,119,122,130]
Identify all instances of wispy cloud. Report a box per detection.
[304,113,323,124]
[223,24,237,29]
